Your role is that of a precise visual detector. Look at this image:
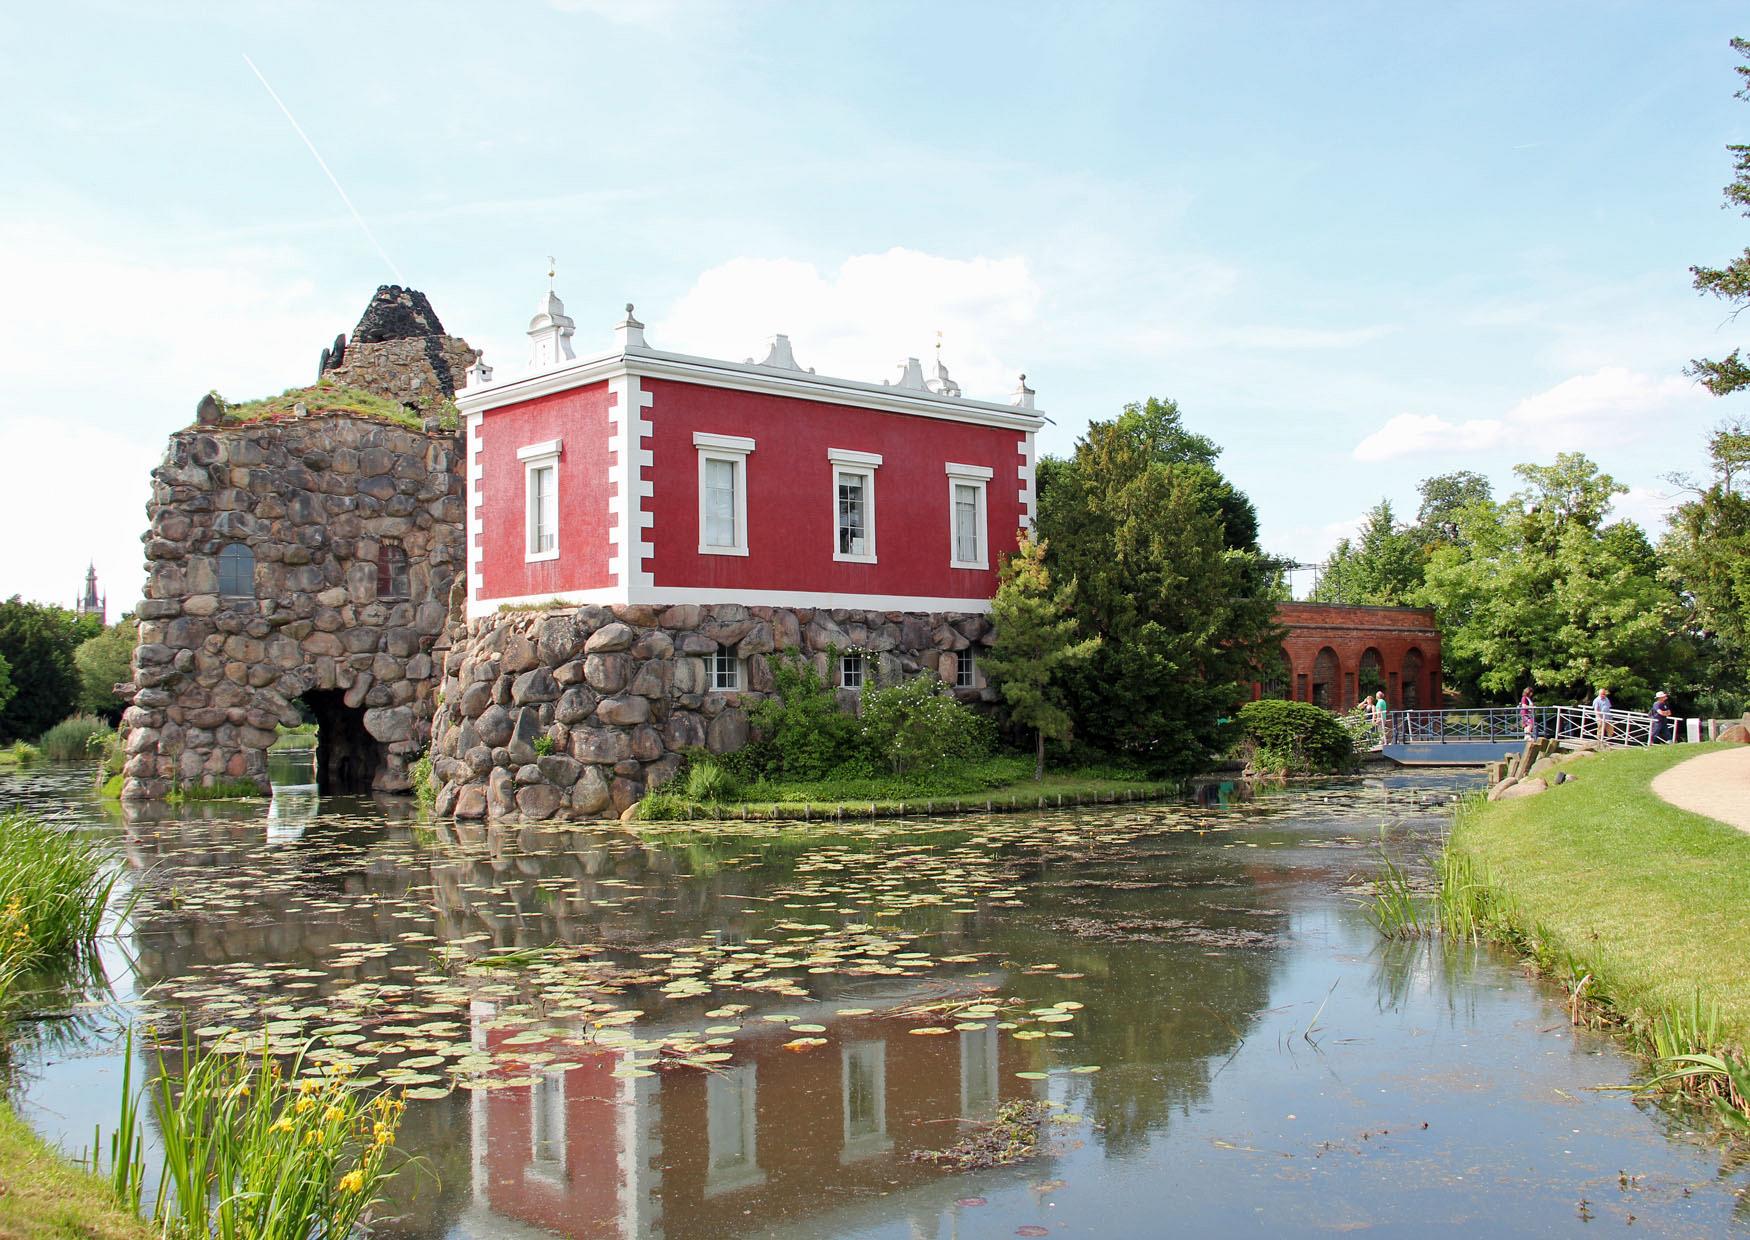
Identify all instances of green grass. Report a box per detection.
[0,1101,151,1240]
[640,757,1177,821]
[0,742,42,767]
[219,379,458,432]
[269,723,317,752]
[1451,743,1750,1045]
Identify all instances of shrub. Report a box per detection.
[684,759,741,803]
[533,735,556,756]
[1237,699,1357,774]
[747,651,860,780]
[858,674,993,775]
[408,752,436,810]
[37,715,110,762]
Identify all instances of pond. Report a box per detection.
[2,764,1747,1238]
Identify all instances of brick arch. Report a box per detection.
[1310,647,1340,709]
[1255,603,1442,713]
[1402,647,1427,710]
[1358,647,1384,699]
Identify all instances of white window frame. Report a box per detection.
[695,432,754,556]
[710,646,743,692]
[829,449,882,564]
[518,439,563,563]
[955,648,976,689]
[839,650,865,691]
[946,462,993,571]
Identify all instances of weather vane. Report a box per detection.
[547,256,556,289]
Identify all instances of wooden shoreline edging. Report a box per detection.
[640,780,1187,824]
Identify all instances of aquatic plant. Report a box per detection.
[0,810,120,976]
[1,741,42,766]
[407,751,436,811]
[96,1035,405,1240]
[168,778,265,803]
[684,759,740,804]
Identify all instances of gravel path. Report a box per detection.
[1650,745,1750,833]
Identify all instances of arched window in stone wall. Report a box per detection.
[1358,648,1384,699]
[217,543,255,598]
[1402,648,1426,710]
[1310,647,1340,709]
[377,540,410,600]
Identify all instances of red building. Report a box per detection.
[457,293,1043,620]
[1261,602,1443,712]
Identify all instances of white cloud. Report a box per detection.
[1351,366,1708,463]
[656,248,1042,402]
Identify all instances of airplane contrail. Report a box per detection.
[242,53,406,284]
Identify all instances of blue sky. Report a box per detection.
[3,1,1745,606]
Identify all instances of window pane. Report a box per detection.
[841,652,863,689]
[218,544,254,597]
[530,465,557,553]
[706,458,737,547]
[954,484,978,562]
[956,649,974,688]
[837,472,866,555]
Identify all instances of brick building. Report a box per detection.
[1258,602,1443,712]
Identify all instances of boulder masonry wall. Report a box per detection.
[120,415,466,799]
[431,604,994,821]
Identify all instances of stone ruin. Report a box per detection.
[119,290,475,799]
[318,284,480,412]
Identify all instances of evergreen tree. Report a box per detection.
[1689,37,1750,396]
[1037,397,1281,772]
[1311,500,1424,605]
[980,536,1100,779]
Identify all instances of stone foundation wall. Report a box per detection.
[120,415,466,799]
[430,604,995,821]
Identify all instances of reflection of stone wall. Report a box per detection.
[432,605,995,821]
[120,415,466,798]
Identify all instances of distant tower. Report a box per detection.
[76,562,106,625]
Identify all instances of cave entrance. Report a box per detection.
[298,690,384,795]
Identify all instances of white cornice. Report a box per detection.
[457,345,1047,433]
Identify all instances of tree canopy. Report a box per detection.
[74,619,136,723]
[0,597,83,743]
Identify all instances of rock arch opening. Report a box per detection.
[299,690,384,795]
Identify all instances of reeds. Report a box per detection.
[95,1034,405,1240]
[36,715,111,763]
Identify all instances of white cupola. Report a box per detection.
[528,286,576,369]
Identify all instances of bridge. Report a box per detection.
[1375,705,1663,766]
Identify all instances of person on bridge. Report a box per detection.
[1371,690,1389,744]
[1651,690,1675,744]
[1592,687,1614,741]
[1519,687,1536,738]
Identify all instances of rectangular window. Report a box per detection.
[710,647,742,692]
[695,433,755,556]
[839,651,864,691]
[828,449,881,563]
[518,440,563,563]
[955,648,975,688]
[945,463,993,570]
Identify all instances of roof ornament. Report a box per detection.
[527,261,576,369]
[1010,373,1036,410]
[757,333,802,371]
[463,356,494,389]
[926,330,962,396]
[615,302,647,351]
[893,356,928,391]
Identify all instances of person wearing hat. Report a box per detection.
[1650,690,1674,744]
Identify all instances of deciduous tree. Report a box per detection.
[1689,37,1750,396]
[0,597,81,743]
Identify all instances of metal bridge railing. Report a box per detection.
[1381,705,1658,749]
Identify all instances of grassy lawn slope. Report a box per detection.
[1454,743,1750,1043]
[0,1102,148,1240]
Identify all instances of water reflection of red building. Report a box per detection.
[462,1004,1027,1238]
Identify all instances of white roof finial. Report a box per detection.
[528,267,576,369]
[463,355,495,389]
[1010,373,1035,409]
[615,302,647,351]
[758,333,802,370]
[926,332,962,397]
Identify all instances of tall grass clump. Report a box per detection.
[96,1036,404,1238]
[37,715,112,763]
[0,810,120,980]
[408,751,436,811]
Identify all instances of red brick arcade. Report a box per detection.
[1260,602,1443,712]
